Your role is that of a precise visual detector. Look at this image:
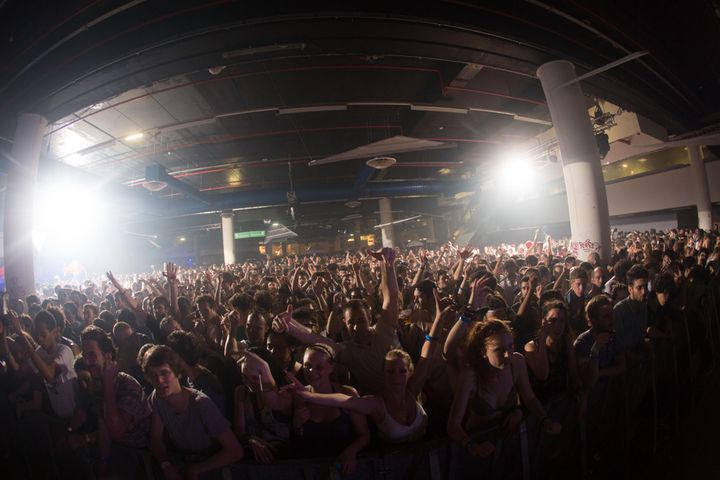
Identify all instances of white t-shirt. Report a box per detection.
[32,344,77,418]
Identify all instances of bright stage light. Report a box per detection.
[496,149,534,190]
[33,182,105,251]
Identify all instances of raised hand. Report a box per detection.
[8,310,24,337]
[106,271,122,290]
[272,305,293,333]
[163,262,177,282]
[280,371,308,397]
[102,360,120,386]
[468,275,492,309]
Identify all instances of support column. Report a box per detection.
[688,145,712,230]
[4,114,47,299]
[379,197,395,248]
[537,61,611,261]
[220,212,235,265]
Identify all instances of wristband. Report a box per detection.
[460,312,474,324]
[424,333,436,342]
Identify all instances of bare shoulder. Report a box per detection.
[524,339,538,353]
[512,352,529,370]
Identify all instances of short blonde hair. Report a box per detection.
[383,348,414,373]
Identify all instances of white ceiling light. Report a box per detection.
[222,43,306,59]
[278,105,347,115]
[142,180,168,192]
[513,115,553,126]
[124,132,144,141]
[345,200,361,208]
[410,104,468,114]
[366,156,397,169]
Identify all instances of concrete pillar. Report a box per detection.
[220,212,235,265]
[688,145,712,231]
[379,197,395,248]
[537,60,611,261]
[4,114,47,299]
[426,216,437,244]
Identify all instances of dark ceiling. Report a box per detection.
[0,0,719,233]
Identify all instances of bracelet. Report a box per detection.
[424,333,436,342]
[460,312,474,324]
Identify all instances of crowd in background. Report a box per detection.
[1,226,719,479]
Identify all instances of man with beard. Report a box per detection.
[80,326,151,474]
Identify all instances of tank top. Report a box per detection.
[300,386,356,457]
[377,397,428,444]
[470,362,518,418]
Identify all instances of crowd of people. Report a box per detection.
[1,226,719,479]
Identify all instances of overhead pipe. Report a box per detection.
[152,179,476,217]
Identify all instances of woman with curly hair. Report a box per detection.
[447,319,561,464]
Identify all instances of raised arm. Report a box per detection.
[1,333,20,373]
[409,289,454,395]
[546,235,553,266]
[517,276,538,318]
[10,312,57,382]
[141,278,165,299]
[274,305,341,351]
[107,271,147,322]
[311,276,330,318]
[163,263,179,315]
[240,350,293,413]
[552,265,566,291]
[411,257,427,287]
[444,277,490,365]
[325,293,346,340]
[351,262,366,290]
[369,247,399,329]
